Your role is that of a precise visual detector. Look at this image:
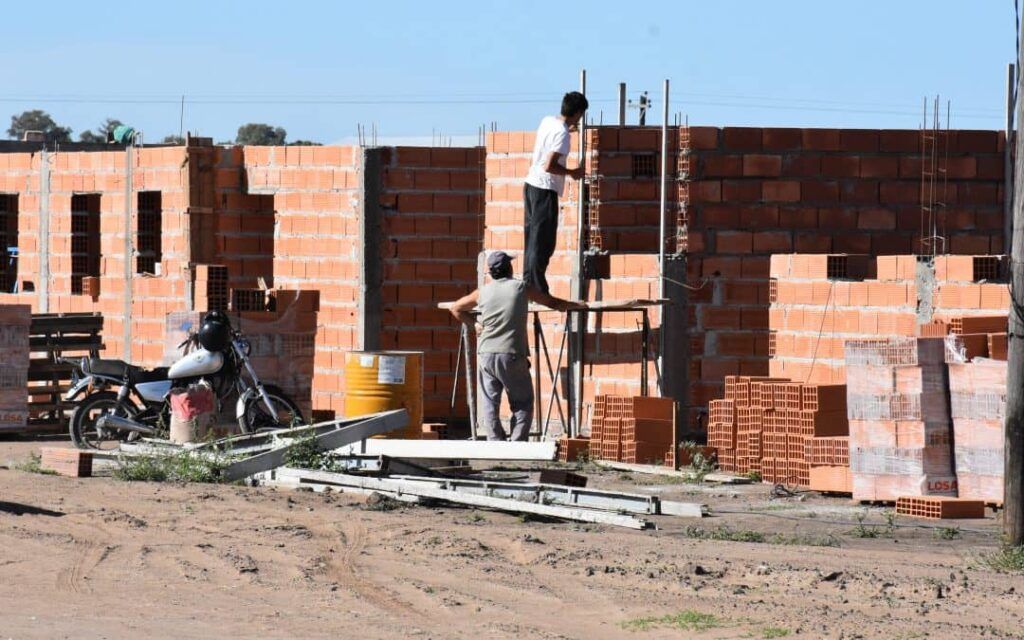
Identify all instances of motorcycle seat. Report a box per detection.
[87,358,169,383]
[132,367,169,383]
[88,358,130,378]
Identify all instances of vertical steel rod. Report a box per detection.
[659,79,669,300]
[618,82,627,125]
[463,323,478,440]
[571,68,587,438]
[533,312,542,440]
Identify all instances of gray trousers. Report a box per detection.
[478,352,534,441]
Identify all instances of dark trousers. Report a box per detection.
[523,183,558,294]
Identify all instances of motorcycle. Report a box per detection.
[67,314,303,450]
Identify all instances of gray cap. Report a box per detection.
[486,250,514,270]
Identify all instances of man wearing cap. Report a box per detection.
[449,251,585,441]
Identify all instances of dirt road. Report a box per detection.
[1,439,1022,639]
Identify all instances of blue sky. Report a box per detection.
[1,1,1016,144]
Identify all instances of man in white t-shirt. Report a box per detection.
[522,91,589,294]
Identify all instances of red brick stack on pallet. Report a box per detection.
[0,304,30,431]
[588,395,674,464]
[709,376,848,486]
[947,316,1008,505]
[845,337,957,502]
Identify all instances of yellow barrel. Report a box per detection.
[343,351,423,438]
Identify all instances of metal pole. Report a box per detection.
[1006,25,1024,546]
[658,79,670,406]
[659,79,669,301]
[463,324,478,440]
[1006,63,1016,254]
[571,68,587,438]
[533,313,542,440]
[618,82,627,126]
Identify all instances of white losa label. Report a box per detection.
[377,355,406,385]
[359,355,375,368]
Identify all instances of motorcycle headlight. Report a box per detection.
[80,357,89,374]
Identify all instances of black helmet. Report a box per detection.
[198,311,231,352]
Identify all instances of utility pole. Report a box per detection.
[1006,16,1024,546]
[629,92,651,126]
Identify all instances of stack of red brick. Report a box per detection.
[589,395,674,464]
[0,304,30,431]
[709,376,848,486]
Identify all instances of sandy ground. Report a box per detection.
[1,437,1023,640]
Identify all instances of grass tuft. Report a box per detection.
[934,526,961,540]
[681,525,839,547]
[978,546,1024,573]
[14,453,58,475]
[620,610,721,632]
[114,451,225,483]
[762,627,791,638]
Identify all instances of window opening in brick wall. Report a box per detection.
[972,256,1000,282]
[0,194,18,293]
[137,191,162,274]
[631,153,655,179]
[70,194,101,295]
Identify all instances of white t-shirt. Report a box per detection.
[524,115,571,196]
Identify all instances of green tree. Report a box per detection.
[235,123,286,145]
[7,110,72,142]
[288,139,321,146]
[78,118,124,143]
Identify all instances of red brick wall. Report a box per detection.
[378,146,484,418]
[768,253,1010,384]
[0,147,192,365]
[683,127,1004,430]
[485,126,1006,435]
[243,145,362,416]
[243,144,485,419]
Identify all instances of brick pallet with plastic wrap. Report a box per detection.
[948,354,1006,504]
[845,336,956,502]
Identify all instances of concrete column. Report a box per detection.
[357,147,383,352]
[661,255,691,438]
[38,150,50,313]
[123,146,134,362]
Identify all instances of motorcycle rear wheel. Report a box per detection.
[69,392,139,451]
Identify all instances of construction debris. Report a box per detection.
[332,438,557,461]
[259,467,658,529]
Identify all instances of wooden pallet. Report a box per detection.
[22,313,104,433]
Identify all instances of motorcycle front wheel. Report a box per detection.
[69,392,139,451]
[238,385,304,433]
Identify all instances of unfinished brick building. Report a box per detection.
[0,122,1008,438]
[0,139,484,420]
[484,125,1006,435]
